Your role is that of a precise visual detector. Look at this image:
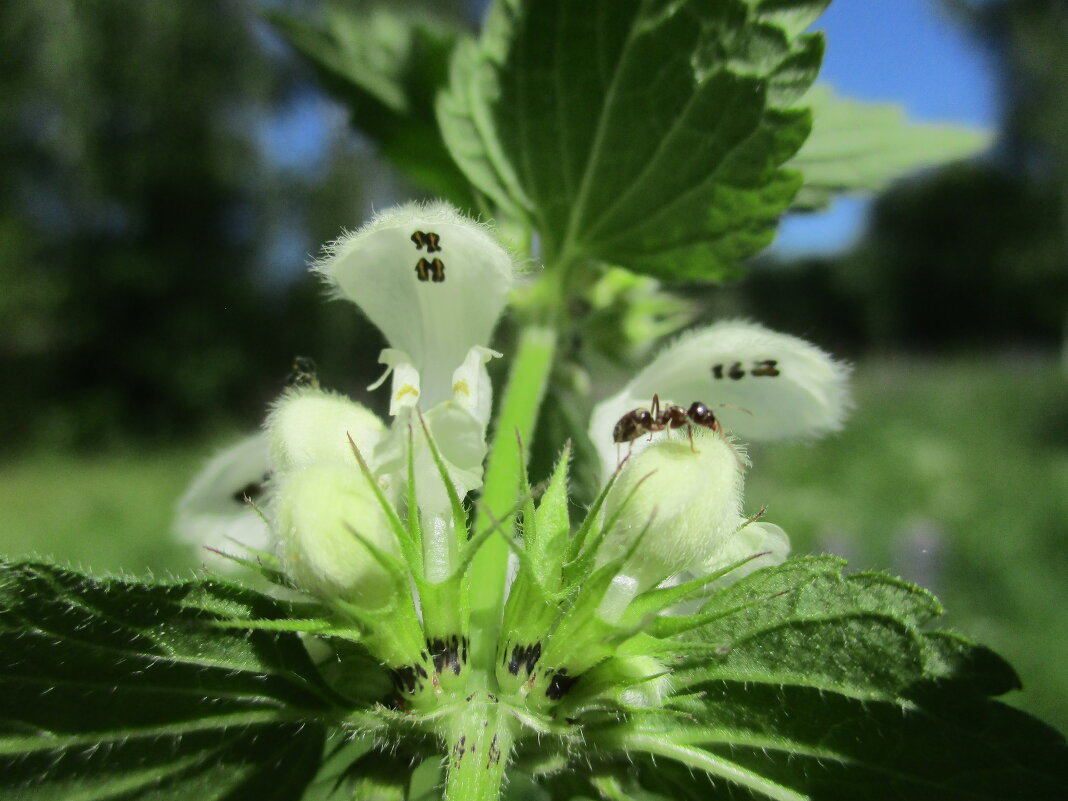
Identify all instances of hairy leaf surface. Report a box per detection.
[439,0,828,279]
[577,558,1068,800]
[0,561,343,801]
[272,8,477,208]
[788,85,993,210]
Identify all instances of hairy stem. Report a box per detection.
[470,325,556,679]
[442,694,516,801]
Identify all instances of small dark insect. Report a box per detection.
[415,257,446,282]
[410,230,442,253]
[285,356,320,389]
[613,394,723,459]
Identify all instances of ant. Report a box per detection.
[613,393,723,457]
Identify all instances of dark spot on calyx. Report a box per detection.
[545,668,579,700]
[507,642,542,676]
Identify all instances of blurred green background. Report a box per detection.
[1,0,1065,733]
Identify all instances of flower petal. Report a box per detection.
[709,520,791,579]
[267,388,387,474]
[371,348,422,416]
[316,202,514,409]
[589,320,850,480]
[450,345,501,429]
[173,433,271,554]
[374,401,488,519]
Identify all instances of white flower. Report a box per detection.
[174,202,515,589]
[598,427,747,592]
[174,433,271,555]
[589,320,850,483]
[316,203,513,518]
[587,320,847,610]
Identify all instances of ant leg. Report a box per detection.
[687,425,700,454]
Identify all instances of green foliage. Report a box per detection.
[540,558,1068,801]
[270,6,477,208]
[0,561,343,801]
[788,85,993,210]
[438,0,822,278]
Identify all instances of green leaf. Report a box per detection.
[580,558,1068,800]
[270,7,478,208]
[0,560,345,800]
[788,84,994,210]
[438,0,826,280]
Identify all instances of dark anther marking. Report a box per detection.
[430,257,445,282]
[507,642,542,676]
[751,359,780,377]
[232,472,270,504]
[415,257,446,283]
[488,734,501,766]
[285,355,319,389]
[545,668,578,700]
[453,734,466,765]
[488,693,498,703]
[728,361,745,380]
[711,364,724,379]
[411,230,442,252]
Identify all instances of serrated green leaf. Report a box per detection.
[0,560,348,800]
[438,0,825,280]
[270,7,477,208]
[577,558,1068,800]
[788,84,993,210]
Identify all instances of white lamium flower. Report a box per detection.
[598,429,746,595]
[316,202,512,423]
[317,202,513,517]
[273,463,398,606]
[589,320,850,482]
[174,202,515,586]
[267,387,388,475]
[594,428,789,623]
[174,433,271,555]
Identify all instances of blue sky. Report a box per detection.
[772,0,998,256]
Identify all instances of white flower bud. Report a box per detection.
[273,463,399,606]
[599,429,746,592]
[267,388,386,475]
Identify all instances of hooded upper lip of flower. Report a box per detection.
[174,201,516,556]
[588,318,851,483]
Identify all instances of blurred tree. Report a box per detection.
[947,0,1068,356]
[0,0,402,451]
[725,0,1068,354]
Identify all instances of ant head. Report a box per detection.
[687,402,715,425]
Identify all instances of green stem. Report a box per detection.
[443,695,516,801]
[470,324,556,679]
